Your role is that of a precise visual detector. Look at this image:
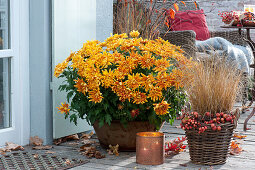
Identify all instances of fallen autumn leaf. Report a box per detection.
[30,136,43,146]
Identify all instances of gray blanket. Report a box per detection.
[196,37,253,74]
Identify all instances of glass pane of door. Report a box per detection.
[0,0,9,49]
[0,0,10,129]
[0,57,10,129]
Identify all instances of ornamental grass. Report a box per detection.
[184,56,242,115]
[54,31,192,129]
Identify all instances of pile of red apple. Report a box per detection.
[180,112,236,134]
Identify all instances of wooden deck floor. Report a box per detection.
[72,104,255,170]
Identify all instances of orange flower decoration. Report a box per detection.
[57,102,70,114]
[74,78,88,95]
[54,62,68,77]
[153,101,170,115]
[129,30,140,38]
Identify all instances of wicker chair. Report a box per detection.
[159,1,250,104]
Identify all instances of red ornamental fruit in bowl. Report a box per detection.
[218,11,242,25]
[180,112,236,134]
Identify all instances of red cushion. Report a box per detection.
[168,9,210,41]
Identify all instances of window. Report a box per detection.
[0,0,10,129]
[0,58,10,129]
[0,0,9,49]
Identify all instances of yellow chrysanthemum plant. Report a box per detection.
[54,31,192,129]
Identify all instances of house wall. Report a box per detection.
[97,0,113,41]
[197,0,255,41]
[30,0,53,144]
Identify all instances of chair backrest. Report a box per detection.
[210,30,248,47]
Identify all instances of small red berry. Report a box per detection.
[226,117,231,122]
[206,112,210,117]
[194,112,198,117]
[223,114,228,119]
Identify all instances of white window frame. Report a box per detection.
[0,0,29,146]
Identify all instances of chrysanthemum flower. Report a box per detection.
[148,86,162,102]
[88,89,103,103]
[153,101,170,115]
[54,62,68,77]
[57,102,70,114]
[132,91,148,104]
[74,78,88,95]
[130,30,140,38]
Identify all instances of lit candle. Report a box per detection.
[136,132,165,165]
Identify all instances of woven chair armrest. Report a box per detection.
[210,30,248,46]
[160,30,197,58]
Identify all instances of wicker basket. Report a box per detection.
[185,122,234,165]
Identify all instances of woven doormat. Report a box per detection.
[0,151,89,170]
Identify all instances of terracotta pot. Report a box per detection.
[93,120,159,151]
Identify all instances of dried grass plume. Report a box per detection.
[184,56,242,114]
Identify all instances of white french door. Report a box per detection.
[52,0,95,139]
[0,0,29,146]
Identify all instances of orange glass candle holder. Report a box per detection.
[136,132,165,165]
